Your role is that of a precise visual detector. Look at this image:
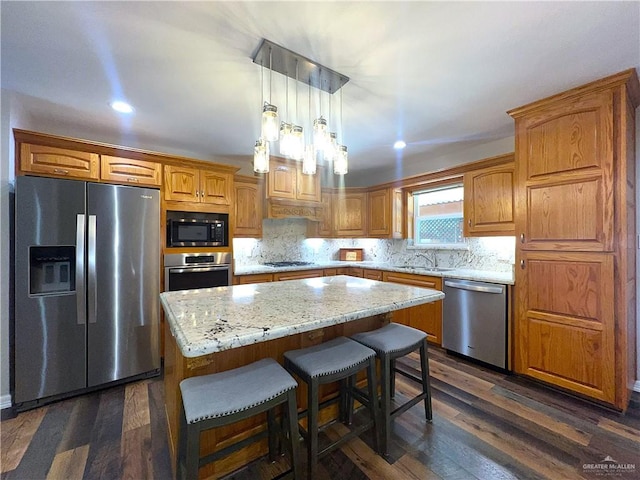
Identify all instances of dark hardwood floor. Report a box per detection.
[2,348,639,480]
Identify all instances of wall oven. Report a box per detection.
[164,252,232,292]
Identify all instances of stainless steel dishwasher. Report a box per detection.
[442,278,508,369]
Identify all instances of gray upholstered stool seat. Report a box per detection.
[177,358,301,479]
[351,323,432,456]
[283,337,381,479]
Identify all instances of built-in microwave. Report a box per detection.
[166,211,228,247]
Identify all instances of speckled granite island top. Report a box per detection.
[160,275,444,358]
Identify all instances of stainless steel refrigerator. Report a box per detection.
[14,176,160,408]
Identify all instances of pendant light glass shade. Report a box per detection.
[279,122,292,156]
[325,132,338,161]
[313,116,328,151]
[261,103,279,141]
[253,138,270,173]
[290,125,304,160]
[302,144,316,175]
[334,145,348,175]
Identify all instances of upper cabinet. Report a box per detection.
[100,155,162,187]
[234,175,263,238]
[511,89,616,252]
[463,159,515,237]
[307,189,333,237]
[367,187,403,238]
[20,143,99,180]
[164,165,232,206]
[267,158,321,203]
[333,190,367,237]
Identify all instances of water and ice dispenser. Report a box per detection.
[29,246,75,295]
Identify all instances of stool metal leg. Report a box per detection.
[177,404,188,480]
[390,358,396,399]
[308,378,320,479]
[286,389,301,479]
[420,341,433,421]
[185,423,200,480]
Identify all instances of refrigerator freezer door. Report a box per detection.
[86,183,160,387]
[14,176,87,404]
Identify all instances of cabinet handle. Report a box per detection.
[468,219,472,226]
[520,233,525,243]
[201,190,205,197]
[195,190,199,197]
[53,168,69,175]
[126,177,139,183]
[520,260,525,269]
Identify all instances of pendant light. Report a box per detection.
[290,60,304,161]
[260,48,278,142]
[253,137,269,174]
[313,68,329,152]
[302,80,317,175]
[279,74,293,156]
[334,87,348,175]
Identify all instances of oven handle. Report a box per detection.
[168,266,230,274]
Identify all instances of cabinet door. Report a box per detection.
[367,188,391,237]
[201,170,232,205]
[234,179,263,237]
[100,156,162,186]
[164,165,199,202]
[515,252,615,404]
[383,271,442,345]
[296,168,321,202]
[464,162,515,236]
[515,91,614,251]
[267,162,296,200]
[333,192,367,237]
[20,143,99,180]
[309,190,333,237]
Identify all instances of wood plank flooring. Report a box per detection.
[2,347,639,480]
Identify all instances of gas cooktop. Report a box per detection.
[262,261,316,267]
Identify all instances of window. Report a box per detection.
[413,184,465,246]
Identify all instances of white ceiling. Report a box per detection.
[2,1,639,185]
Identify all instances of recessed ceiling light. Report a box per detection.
[110,101,134,114]
[393,140,406,150]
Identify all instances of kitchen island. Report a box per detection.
[160,275,444,478]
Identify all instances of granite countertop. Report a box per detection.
[234,261,515,285]
[160,275,444,358]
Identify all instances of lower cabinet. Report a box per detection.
[363,269,383,281]
[234,273,273,285]
[273,269,325,281]
[382,271,443,345]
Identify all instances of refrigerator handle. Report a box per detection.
[76,214,86,325]
[88,215,98,324]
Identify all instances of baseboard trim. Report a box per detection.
[634,381,640,393]
[0,394,12,410]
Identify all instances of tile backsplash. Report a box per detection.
[233,218,515,272]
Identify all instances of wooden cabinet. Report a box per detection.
[307,189,333,237]
[20,143,99,180]
[273,269,324,281]
[508,69,638,410]
[463,159,515,236]
[367,187,403,238]
[333,190,367,237]
[363,269,383,281]
[234,176,263,238]
[348,267,364,278]
[324,268,350,276]
[267,159,321,203]
[164,165,232,205]
[100,155,161,187]
[516,252,615,403]
[382,271,443,345]
[235,273,273,285]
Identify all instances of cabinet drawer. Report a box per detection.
[382,271,440,290]
[273,269,324,281]
[236,273,274,284]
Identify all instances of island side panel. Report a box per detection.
[164,313,389,479]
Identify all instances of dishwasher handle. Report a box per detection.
[444,280,504,294]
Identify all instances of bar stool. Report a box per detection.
[351,323,432,455]
[283,337,381,479]
[177,358,301,479]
